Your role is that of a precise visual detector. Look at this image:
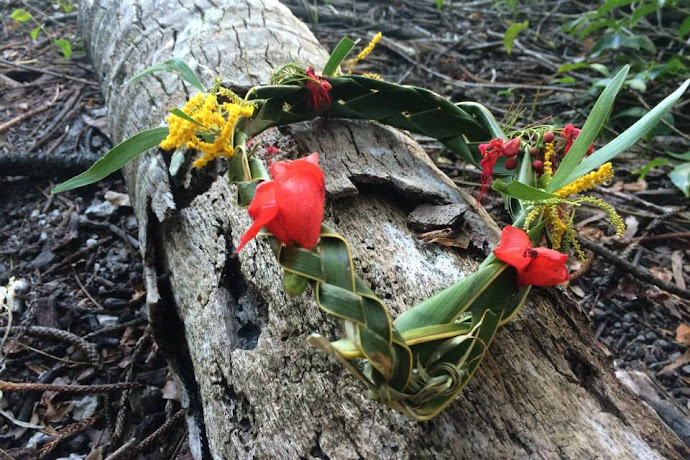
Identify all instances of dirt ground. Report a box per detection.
[1,0,689,458]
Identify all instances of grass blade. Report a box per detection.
[52,127,169,194]
[126,58,206,92]
[322,37,358,76]
[562,79,689,187]
[547,65,629,191]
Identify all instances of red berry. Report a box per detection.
[543,131,555,143]
[530,147,538,156]
[505,156,518,170]
[533,160,544,171]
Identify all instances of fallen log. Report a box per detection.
[78,0,689,458]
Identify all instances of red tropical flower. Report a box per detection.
[478,137,521,202]
[237,152,325,252]
[305,68,333,111]
[493,226,569,287]
[562,124,594,156]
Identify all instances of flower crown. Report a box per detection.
[53,35,689,421]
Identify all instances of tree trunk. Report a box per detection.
[79,1,689,458]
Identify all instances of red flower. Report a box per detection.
[305,68,333,111]
[478,137,521,202]
[493,226,569,287]
[237,152,325,252]
[561,124,594,156]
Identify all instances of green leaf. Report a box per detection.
[52,127,169,194]
[669,162,690,197]
[169,107,204,127]
[504,21,529,55]
[492,179,557,201]
[680,16,690,39]
[630,4,660,26]
[55,39,72,60]
[11,8,32,23]
[547,65,629,191]
[597,0,635,16]
[127,58,206,92]
[663,151,690,161]
[632,158,669,180]
[30,26,41,40]
[590,32,656,58]
[322,37,358,77]
[560,79,689,187]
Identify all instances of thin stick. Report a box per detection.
[579,237,690,300]
[0,58,98,86]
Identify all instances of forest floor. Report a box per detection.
[1,0,689,458]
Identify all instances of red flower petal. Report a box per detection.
[270,153,325,249]
[516,247,569,287]
[493,226,532,271]
[237,181,280,252]
[237,153,326,252]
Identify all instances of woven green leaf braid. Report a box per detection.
[231,142,532,420]
[242,74,503,165]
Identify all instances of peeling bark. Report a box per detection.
[79,1,689,458]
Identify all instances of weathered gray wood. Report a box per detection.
[79,1,689,458]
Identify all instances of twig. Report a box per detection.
[82,317,148,340]
[578,237,690,300]
[634,231,690,243]
[134,409,185,454]
[30,89,83,152]
[0,103,54,134]
[0,325,101,367]
[38,412,103,458]
[0,58,98,86]
[0,381,143,393]
[72,268,105,311]
[79,217,140,249]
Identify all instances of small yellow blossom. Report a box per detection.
[555,162,613,198]
[362,72,383,81]
[347,32,383,73]
[160,92,254,169]
[543,142,554,179]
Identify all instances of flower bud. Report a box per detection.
[503,138,522,157]
[505,156,518,170]
[532,160,544,171]
[543,131,555,143]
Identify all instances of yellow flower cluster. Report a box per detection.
[556,162,613,198]
[159,93,254,169]
[545,205,568,250]
[190,102,254,168]
[160,93,206,151]
[543,142,554,179]
[347,32,383,73]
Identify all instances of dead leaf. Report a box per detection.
[419,228,470,249]
[659,350,690,375]
[578,226,604,240]
[623,215,639,240]
[610,179,647,193]
[569,285,585,298]
[104,191,131,207]
[80,113,108,130]
[162,375,180,401]
[649,267,673,284]
[676,323,690,345]
[671,251,686,290]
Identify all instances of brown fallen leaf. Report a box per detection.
[649,267,673,284]
[419,228,470,249]
[659,350,690,375]
[670,250,686,290]
[676,323,690,345]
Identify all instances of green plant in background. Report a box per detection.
[10,2,75,60]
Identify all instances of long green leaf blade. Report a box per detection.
[562,79,689,187]
[322,37,358,77]
[52,127,169,194]
[126,58,206,92]
[492,179,557,201]
[547,65,629,191]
